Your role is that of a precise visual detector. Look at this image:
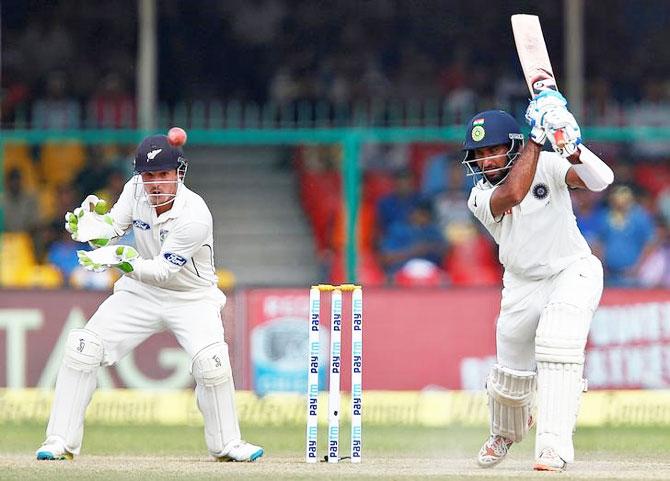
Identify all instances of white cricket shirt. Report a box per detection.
[108,176,219,291]
[468,151,591,280]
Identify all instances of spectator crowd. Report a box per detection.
[3,0,670,128]
[296,141,670,289]
[1,0,670,289]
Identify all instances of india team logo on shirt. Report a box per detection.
[532,183,549,200]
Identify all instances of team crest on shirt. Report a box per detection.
[532,183,549,200]
[159,229,169,243]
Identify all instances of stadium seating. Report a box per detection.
[39,141,86,186]
[0,232,64,288]
[3,142,38,190]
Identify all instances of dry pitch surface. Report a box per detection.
[3,454,670,481]
[2,424,669,481]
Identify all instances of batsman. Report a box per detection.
[35,133,263,462]
[462,92,614,471]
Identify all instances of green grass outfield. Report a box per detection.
[2,423,669,481]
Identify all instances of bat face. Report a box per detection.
[511,14,556,99]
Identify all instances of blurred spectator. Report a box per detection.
[74,146,114,198]
[1,67,31,125]
[443,220,500,287]
[4,169,39,233]
[429,161,471,232]
[376,170,423,236]
[421,152,462,198]
[658,187,670,226]
[627,79,670,159]
[17,10,74,83]
[47,225,83,282]
[269,67,302,106]
[362,143,410,173]
[637,219,670,288]
[95,169,127,204]
[571,189,607,246]
[36,185,78,261]
[87,72,135,128]
[32,71,81,129]
[594,185,656,286]
[394,258,444,287]
[379,201,446,277]
[226,0,286,46]
[584,77,625,126]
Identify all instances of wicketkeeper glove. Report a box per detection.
[65,195,117,247]
[77,245,139,273]
[525,90,582,157]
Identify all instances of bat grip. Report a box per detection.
[554,128,567,147]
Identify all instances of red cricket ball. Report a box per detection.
[167,127,187,147]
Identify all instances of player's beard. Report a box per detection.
[484,168,509,185]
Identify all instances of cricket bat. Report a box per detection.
[511,14,566,146]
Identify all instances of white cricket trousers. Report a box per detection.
[496,255,603,371]
[45,277,231,454]
[495,254,603,463]
[87,279,227,365]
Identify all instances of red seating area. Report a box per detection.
[634,162,670,199]
[295,143,502,287]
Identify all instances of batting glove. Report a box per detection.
[541,108,582,157]
[77,245,139,273]
[65,195,117,247]
[526,91,582,157]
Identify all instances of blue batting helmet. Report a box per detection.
[462,110,524,186]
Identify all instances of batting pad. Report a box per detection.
[486,364,537,442]
[192,342,241,456]
[536,361,585,463]
[535,302,592,463]
[46,329,104,454]
[535,302,591,365]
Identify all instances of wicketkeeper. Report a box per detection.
[36,134,263,462]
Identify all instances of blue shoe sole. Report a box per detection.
[36,451,72,461]
[249,449,264,462]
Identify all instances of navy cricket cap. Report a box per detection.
[462,110,522,158]
[134,135,185,173]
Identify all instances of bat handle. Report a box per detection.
[554,128,567,148]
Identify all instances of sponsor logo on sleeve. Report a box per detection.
[132,219,151,230]
[163,252,187,266]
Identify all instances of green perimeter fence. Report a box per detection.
[1,126,669,281]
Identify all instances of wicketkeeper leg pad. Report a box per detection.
[46,329,104,454]
[535,302,592,463]
[486,364,537,442]
[192,342,241,456]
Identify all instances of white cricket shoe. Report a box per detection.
[477,435,513,468]
[35,437,73,461]
[533,447,567,472]
[215,440,264,462]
